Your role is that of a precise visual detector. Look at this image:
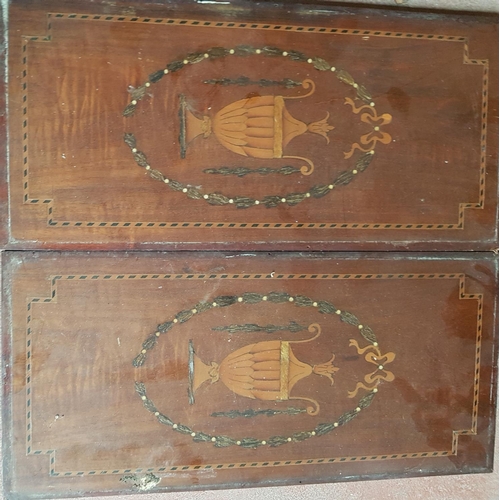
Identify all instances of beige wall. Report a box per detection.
[336,0,498,12]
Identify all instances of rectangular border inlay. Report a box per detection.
[20,14,488,230]
[24,272,482,476]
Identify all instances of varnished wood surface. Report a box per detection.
[1,2,498,499]
[4,1,498,251]
[0,0,7,248]
[2,251,497,498]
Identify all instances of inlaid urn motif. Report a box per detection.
[188,324,338,415]
[124,47,395,210]
[133,289,397,449]
[180,79,334,175]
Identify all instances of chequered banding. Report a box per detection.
[24,272,482,476]
[20,14,488,229]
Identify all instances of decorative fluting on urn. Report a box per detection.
[179,79,334,175]
[188,323,338,415]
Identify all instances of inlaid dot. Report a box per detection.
[173,424,178,429]
[164,178,170,184]
[237,441,241,445]
[173,318,178,323]
[145,165,151,170]
[356,407,361,412]
[229,199,234,204]
[353,83,358,89]
[352,169,358,174]
[155,331,160,337]
[204,53,209,58]
[203,194,209,199]
[282,51,288,56]
[330,66,336,72]
[373,342,378,347]
[229,49,235,54]
[141,396,146,400]
[288,297,294,302]
[378,365,384,370]
[305,193,311,198]
[335,310,341,315]
[358,324,363,329]
[261,440,266,445]
[212,302,217,307]
[155,412,160,416]
[374,126,380,131]
[145,82,151,87]
[192,309,197,314]
[370,102,375,107]
[191,432,196,437]
[131,148,137,153]
[255,200,260,205]
[131,100,137,105]
[287,437,292,442]
[313,302,318,307]
[307,58,313,63]
[370,150,375,154]
[211,437,216,442]
[141,349,147,354]
[281,198,287,203]
[373,388,378,393]
[311,431,316,436]
[328,184,334,189]
[334,422,339,427]
[182,188,188,193]
[163,69,169,74]
[262,296,268,301]
[237,297,243,302]
[256,49,261,54]
[183,59,189,64]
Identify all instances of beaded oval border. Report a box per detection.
[123,45,380,209]
[133,291,384,449]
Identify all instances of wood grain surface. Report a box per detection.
[1,1,498,499]
[2,251,497,498]
[0,0,7,247]
[4,1,498,251]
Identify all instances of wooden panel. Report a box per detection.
[5,1,498,250]
[2,251,497,498]
[0,0,7,247]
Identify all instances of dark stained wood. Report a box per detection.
[2,251,497,498]
[1,2,498,498]
[4,1,498,251]
[0,0,7,248]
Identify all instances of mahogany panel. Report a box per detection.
[2,251,497,498]
[0,0,7,247]
[5,1,498,251]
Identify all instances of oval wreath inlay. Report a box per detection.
[133,291,391,449]
[123,45,392,209]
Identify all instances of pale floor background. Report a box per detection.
[338,0,498,12]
